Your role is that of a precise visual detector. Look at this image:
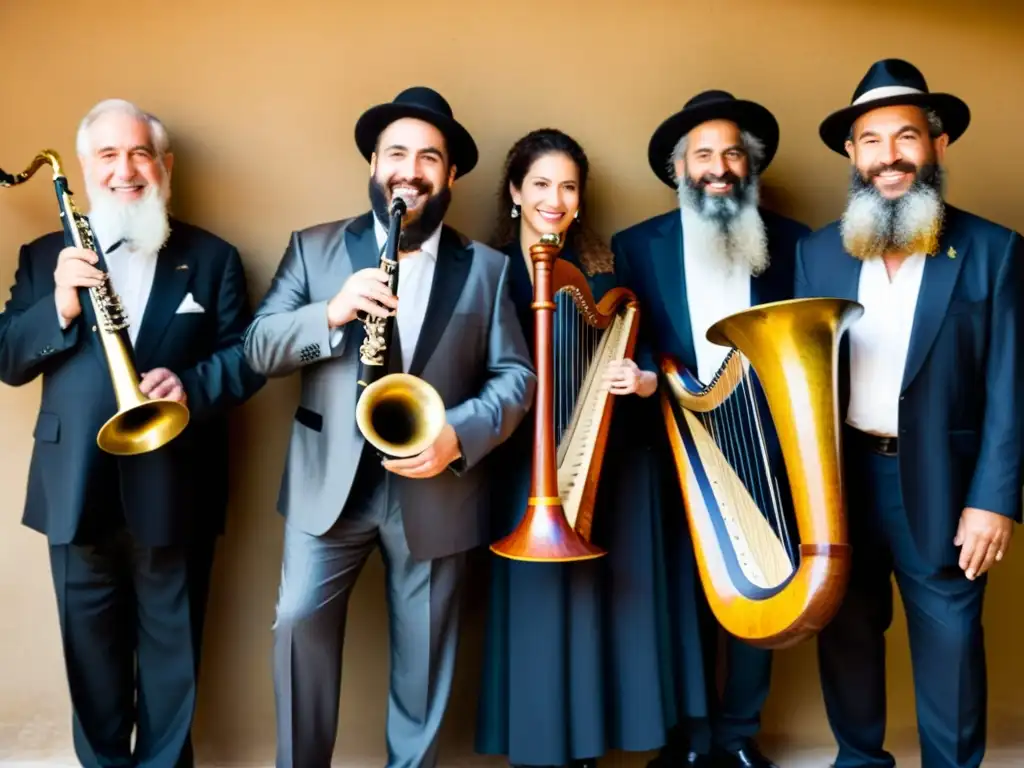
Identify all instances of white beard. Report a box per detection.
[677,180,769,276]
[85,173,171,256]
[840,170,944,260]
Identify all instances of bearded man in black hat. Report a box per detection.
[610,90,810,768]
[796,58,1023,768]
[243,86,535,768]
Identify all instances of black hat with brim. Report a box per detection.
[647,89,780,188]
[819,58,971,155]
[354,86,478,178]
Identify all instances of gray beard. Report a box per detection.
[677,176,769,276]
[840,165,945,260]
[85,174,171,256]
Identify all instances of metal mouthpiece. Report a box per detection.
[539,232,561,246]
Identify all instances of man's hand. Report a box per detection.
[53,246,105,323]
[602,358,658,398]
[139,368,187,404]
[381,424,462,479]
[326,267,398,328]
[954,506,1014,580]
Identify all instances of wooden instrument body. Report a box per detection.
[490,239,640,562]
[659,297,863,648]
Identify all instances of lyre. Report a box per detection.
[490,233,641,562]
[660,297,863,648]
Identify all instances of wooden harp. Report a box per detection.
[490,233,640,562]
[659,297,863,648]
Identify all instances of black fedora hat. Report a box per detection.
[647,89,780,188]
[354,86,479,178]
[819,59,971,155]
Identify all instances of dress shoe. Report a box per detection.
[712,742,779,768]
[647,750,715,767]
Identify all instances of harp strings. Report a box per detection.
[553,288,603,447]
[696,353,795,565]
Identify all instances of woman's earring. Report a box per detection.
[511,204,520,219]
[574,210,579,220]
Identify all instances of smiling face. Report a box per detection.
[672,118,769,275]
[79,110,172,205]
[510,150,580,245]
[78,106,172,254]
[845,104,947,199]
[368,117,457,251]
[370,117,455,220]
[839,105,948,260]
[675,118,750,197]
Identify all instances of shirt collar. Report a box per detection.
[373,214,442,260]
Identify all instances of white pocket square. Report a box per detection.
[175,293,205,314]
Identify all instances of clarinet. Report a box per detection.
[356,194,407,391]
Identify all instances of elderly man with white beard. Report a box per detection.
[610,90,810,768]
[0,98,265,768]
[796,59,1023,768]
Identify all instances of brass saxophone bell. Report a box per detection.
[96,346,190,456]
[355,372,447,459]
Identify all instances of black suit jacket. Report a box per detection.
[0,218,266,547]
[794,204,1024,567]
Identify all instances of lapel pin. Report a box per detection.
[947,246,957,259]
[175,263,189,271]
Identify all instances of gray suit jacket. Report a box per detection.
[243,212,536,560]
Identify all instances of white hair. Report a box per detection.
[668,128,766,183]
[76,98,171,158]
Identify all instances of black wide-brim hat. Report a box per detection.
[647,89,780,188]
[354,86,478,178]
[819,58,971,155]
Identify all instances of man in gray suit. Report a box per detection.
[243,86,536,768]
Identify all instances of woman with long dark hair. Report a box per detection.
[474,128,689,768]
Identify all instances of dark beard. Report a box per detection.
[840,162,945,260]
[368,176,451,252]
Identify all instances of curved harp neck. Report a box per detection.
[548,258,633,331]
[659,296,865,648]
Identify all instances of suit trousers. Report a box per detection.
[664,614,773,756]
[691,629,773,753]
[272,459,467,768]
[48,520,217,768]
[817,437,987,768]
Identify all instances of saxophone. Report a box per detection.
[1,149,190,455]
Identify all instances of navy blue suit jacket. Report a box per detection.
[0,218,266,547]
[794,204,1024,567]
[610,206,810,380]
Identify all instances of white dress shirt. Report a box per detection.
[333,216,440,372]
[58,239,158,346]
[681,208,753,385]
[845,253,926,436]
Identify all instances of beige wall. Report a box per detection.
[1,0,1022,764]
